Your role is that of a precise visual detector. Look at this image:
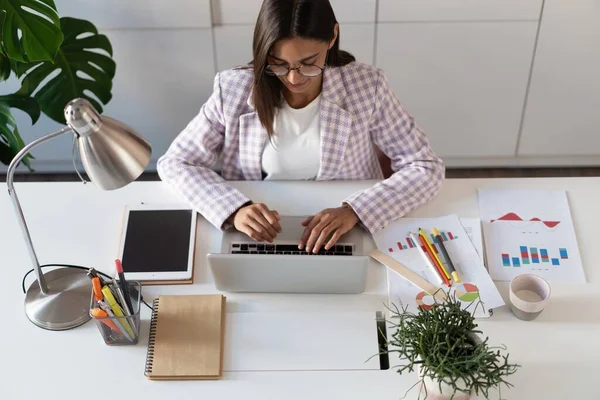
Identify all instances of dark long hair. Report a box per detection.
[252,0,355,135]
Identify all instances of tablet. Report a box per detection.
[118,203,197,282]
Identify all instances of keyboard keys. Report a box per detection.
[276,244,299,252]
[231,243,355,256]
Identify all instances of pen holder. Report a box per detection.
[89,281,142,345]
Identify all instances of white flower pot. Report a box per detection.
[418,367,472,400]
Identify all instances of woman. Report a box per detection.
[157,0,444,254]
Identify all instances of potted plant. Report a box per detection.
[381,295,519,399]
[1,0,115,171]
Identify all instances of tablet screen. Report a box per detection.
[122,209,193,273]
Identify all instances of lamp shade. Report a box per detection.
[64,98,152,190]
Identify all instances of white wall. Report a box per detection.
[3,0,600,174]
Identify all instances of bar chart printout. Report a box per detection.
[478,188,585,283]
[502,247,568,267]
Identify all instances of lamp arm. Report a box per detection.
[6,126,74,295]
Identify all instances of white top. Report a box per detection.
[261,94,321,180]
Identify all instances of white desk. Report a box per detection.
[2,178,599,399]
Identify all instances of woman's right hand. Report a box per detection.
[232,203,281,242]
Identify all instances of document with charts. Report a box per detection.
[478,188,585,283]
[373,215,504,319]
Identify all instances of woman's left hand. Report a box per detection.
[299,204,359,253]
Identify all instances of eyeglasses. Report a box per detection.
[265,63,325,78]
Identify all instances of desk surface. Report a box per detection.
[2,178,599,400]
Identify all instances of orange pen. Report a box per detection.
[92,277,104,302]
[91,308,121,333]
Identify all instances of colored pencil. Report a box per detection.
[432,228,461,283]
[417,231,450,286]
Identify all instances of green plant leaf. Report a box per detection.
[0,93,40,123]
[16,17,115,124]
[0,50,11,81]
[0,0,64,62]
[0,101,33,169]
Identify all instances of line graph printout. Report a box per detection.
[478,189,585,283]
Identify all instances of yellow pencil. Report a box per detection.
[419,228,452,280]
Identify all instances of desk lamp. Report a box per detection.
[6,98,151,331]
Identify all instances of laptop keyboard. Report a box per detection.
[230,243,354,256]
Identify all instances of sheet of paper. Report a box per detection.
[373,215,504,319]
[478,189,585,283]
[223,312,381,371]
[459,217,484,261]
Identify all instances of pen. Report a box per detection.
[432,228,461,283]
[419,228,451,281]
[409,232,443,286]
[92,277,104,303]
[115,259,134,314]
[417,230,450,287]
[87,268,110,285]
[101,286,135,339]
[97,299,134,342]
[113,279,132,315]
[91,308,121,333]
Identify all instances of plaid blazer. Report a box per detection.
[157,62,445,233]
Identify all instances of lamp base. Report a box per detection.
[25,268,92,330]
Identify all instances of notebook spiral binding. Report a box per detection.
[144,298,160,376]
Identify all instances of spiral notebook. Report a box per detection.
[145,294,227,380]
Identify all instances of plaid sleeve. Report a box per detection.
[157,73,250,230]
[344,70,445,234]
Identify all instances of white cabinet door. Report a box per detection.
[54,0,212,29]
[4,30,216,173]
[519,0,600,156]
[214,24,374,71]
[213,0,376,25]
[376,22,537,158]
[378,0,542,22]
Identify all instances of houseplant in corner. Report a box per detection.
[382,295,519,399]
[0,0,115,170]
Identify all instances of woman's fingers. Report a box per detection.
[310,222,339,254]
[305,219,333,253]
[244,217,274,242]
[250,210,278,239]
[324,230,343,251]
[257,203,281,232]
[299,215,321,249]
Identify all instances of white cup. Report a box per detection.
[509,274,551,321]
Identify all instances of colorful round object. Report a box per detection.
[454,283,480,302]
[415,291,436,310]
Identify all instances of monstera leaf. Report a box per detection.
[0,0,63,62]
[15,17,115,123]
[0,51,10,81]
[0,94,39,169]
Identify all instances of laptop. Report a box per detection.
[207,216,369,294]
